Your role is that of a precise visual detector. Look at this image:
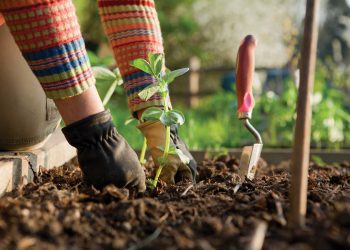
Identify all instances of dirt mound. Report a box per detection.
[0,156,349,250]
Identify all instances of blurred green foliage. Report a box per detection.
[155,0,204,66]
[73,0,105,49]
[98,64,350,150]
[73,0,203,66]
[87,51,113,66]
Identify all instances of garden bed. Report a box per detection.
[0,156,349,250]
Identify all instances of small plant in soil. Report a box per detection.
[131,53,190,189]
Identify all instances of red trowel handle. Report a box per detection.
[235,35,257,119]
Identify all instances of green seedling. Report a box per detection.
[130,53,190,189]
[92,66,123,106]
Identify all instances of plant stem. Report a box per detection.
[152,165,164,188]
[139,137,147,164]
[163,93,171,157]
[164,126,171,158]
[152,93,171,189]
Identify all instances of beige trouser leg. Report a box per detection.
[0,24,61,151]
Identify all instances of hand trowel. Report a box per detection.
[235,35,263,181]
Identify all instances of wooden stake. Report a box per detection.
[189,56,200,107]
[289,0,320,228]
[246,221,268,250]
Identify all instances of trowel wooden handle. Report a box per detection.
[235,35,257,119]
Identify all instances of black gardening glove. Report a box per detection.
[62,110,146,192]
[170,124,197,183]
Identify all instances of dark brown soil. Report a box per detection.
[0,155,349,250]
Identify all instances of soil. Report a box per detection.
[0,155,349,250]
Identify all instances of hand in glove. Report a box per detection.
[62,110,146,192]
[137,120,197,184]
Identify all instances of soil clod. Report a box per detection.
[0,155,349,249]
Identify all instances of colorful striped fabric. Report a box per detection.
[98,0,167,113]
[0,0,95,99]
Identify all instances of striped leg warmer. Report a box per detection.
[98,0,167,113]
[0,0,95,99]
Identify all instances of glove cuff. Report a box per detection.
[137,120,166,150]
[62,109,114,147]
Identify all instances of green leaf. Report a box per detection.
[156,145,190,164]
[141,107,164,121]
[148,53,163,77]
[160,110,185,126]
[130,58,154,75]
[93,66,121,106]
[112,68,124,85]
[170,68,189,78]
[175,148,191,164]
[163,68,189,84]
[92,66,116,82]
[168,145,177,155]
[113,68,121,77]
[138,84,161,101]
[124,116,137,126]
[114,79,123,86]
[102,81,118,106]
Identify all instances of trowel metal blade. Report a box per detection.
[238,143,263,181]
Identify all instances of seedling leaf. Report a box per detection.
[138,84,161,101]
[160,110,185,126]
[113,68,122,78]
[92,66,117,82]
[163,68,189,84]
[170,68,189,78]
[125,116,137,126]
[148,53,163,77]
[130,58,154,75]
[141,107,164,121]
[102,81,118,106]
[168,145,177,155]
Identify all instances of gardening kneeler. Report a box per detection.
[0,24,61,150]
[62,110,146,192]
[137,120,197,184]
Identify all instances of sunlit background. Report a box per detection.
[73,0,350,150]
